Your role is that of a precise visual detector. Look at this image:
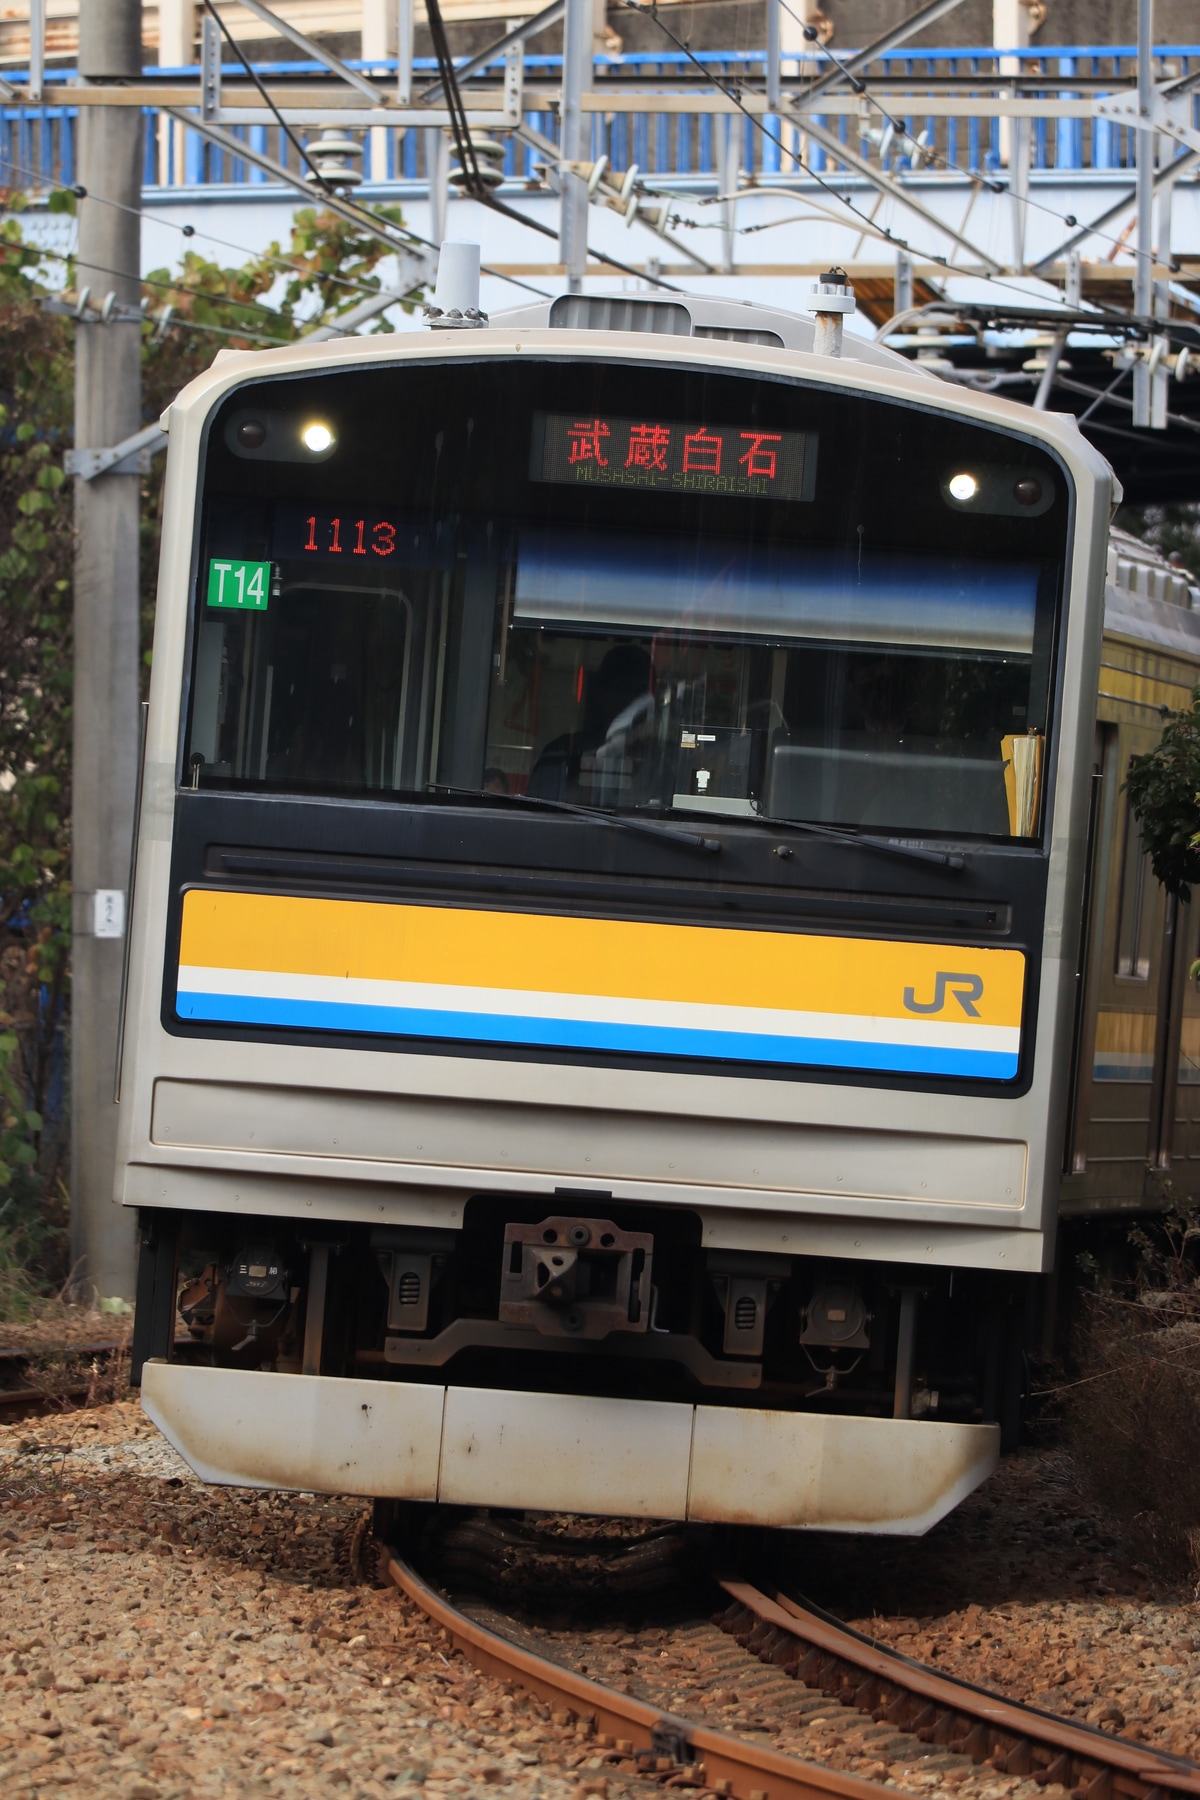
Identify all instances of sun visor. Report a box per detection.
[514,529,1040,656]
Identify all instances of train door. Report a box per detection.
[1065,721,1172,1206]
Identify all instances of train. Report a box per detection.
[116,256,1188,1534]
[1060,527,1200,1213]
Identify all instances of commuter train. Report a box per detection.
[1060,527,1200,1216]
[120,268,1182,1534]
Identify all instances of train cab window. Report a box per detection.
[185,358,1069,844]
[492,529,1047,837]
[189,579,411,790]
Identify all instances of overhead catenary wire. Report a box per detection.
[422,0,687,292]
[618,0,1071,275]
[181,13,557,297]
[1,19,1184,290]
[627,0,1185,327]
[774,0,1200,316]
[200,0,335,196]
[76,12,550,301]
[147,313,290,344]
[0,150,554,305]
[771,0,1173,272]
[616,0,1041,287]
[0,195,408,343]
[2,231,328,334]
[5,65,558,304]
[620,0,1200,364]
[5,29,1192,345]
[0,151,409,303]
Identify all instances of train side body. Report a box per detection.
[1061,531,1200,1213]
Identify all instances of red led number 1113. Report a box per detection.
[303,514,396,557]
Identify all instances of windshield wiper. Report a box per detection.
[741,810,966,871]
[430,785,721,854]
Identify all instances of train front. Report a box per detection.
[122,319,1110,1531]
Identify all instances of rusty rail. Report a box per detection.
[0,1341,129,1422]
[716,1582,1200,1800]
[384,1548,902,1800]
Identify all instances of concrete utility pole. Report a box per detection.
[1132,0,1154,427]
[71,0,143,1301]
[559,0,590,291]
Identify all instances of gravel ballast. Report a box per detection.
[0,1402,622,1800]
[2,1401,1198,1800]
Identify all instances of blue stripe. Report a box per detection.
[176,989,1018,1080]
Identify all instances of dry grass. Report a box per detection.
[1063,1212,1200,1581]
[0,1291,129,1351]
[17,1332,132,1410]
[0,1282,133,1423]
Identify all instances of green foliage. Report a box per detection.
[0,195,423,1295]
[281,203,418,325]
[1125,686,1200,901]
[0,216,75,1272]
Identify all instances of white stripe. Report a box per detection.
[177,965,1020,1054]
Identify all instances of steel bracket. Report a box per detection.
[42,295,143,326]
[66,425,168,481]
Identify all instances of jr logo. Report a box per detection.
[903,972,984,1017]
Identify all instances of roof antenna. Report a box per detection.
[425,241,488,329]
[809,267,855,358]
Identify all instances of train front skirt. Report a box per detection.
[141,1361,1000,1535]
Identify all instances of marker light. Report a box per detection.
[948,472,979,501]
[302,421,335,454]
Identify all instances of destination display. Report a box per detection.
[531,413,817,501]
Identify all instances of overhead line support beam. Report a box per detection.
[229,0,388,103]
[162,108,436,280]
[421,0,566,106]
[798,0,970,104]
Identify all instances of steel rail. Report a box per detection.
[717,1582,1200,1800]
[383,1549,898,1800]
[0,1339,131,1420]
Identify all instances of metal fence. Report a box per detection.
[1,46,1198,194]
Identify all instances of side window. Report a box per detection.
[1114,788,1154,979]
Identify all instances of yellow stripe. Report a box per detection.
[1094,1010,1156,1056]
[179,890,1025,1028]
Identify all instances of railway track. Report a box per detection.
[0,1341,128,1421]
[381,1528,1200,1800]
[715,1583,1200,1800]
[383,1544,892,1800]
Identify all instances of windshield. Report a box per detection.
[186,356,1068,842]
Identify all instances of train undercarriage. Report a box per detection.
[133,1199,1026,1532]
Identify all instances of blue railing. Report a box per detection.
[0,47,1197,193]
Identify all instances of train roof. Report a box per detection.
[488,290,919,373]
[1105,527,1200,661]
